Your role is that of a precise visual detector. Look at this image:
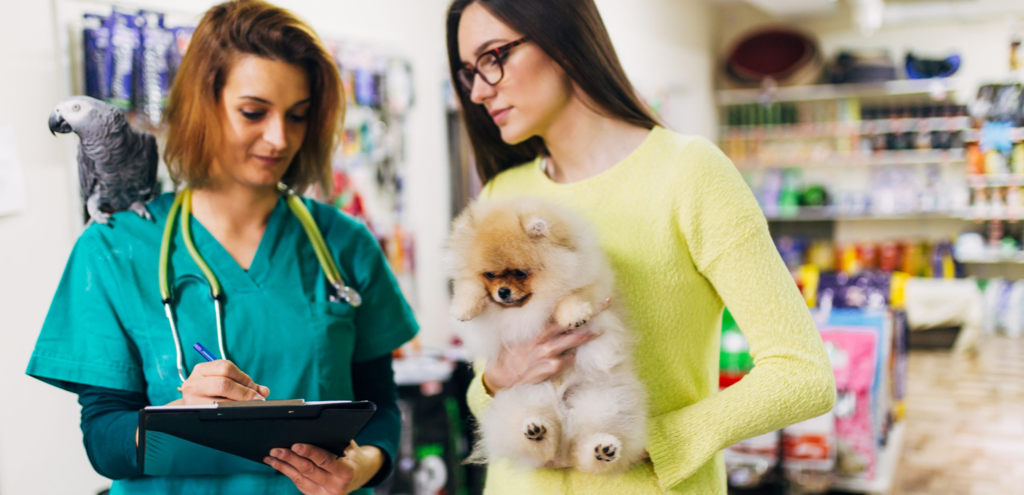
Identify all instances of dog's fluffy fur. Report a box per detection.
[445,197,648,475]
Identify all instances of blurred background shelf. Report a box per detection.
[717,78,958,105]
[764,208,970,222]
[735,149,966,170]
[832,422,906,495]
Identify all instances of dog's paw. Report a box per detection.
[450,300,484,322]
[554,300,594,329]
[575,433,623,474]
[524,422,548,441]
[520,417,558,464]
[595,442,618,463]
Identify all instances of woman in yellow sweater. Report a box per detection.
[446,0,837,494]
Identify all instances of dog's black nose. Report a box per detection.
[498,287,511,300]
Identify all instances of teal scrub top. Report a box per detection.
[26,192,419,495]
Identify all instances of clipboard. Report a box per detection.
[138,400,375,477]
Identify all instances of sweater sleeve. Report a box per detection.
[352,354,400,488]
[646,138,837,490]
[77,385,147,480]
[465,361,494,419]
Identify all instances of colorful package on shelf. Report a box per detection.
[890,310,909,423]
[83,14,110,101]
[719,310,778,488]
[106,9,141,111]
[168,26,194,80]
[819,328,879,481]
[136,11,175,127]
[981,278,1024,338]
[821,308,892,445]
[795,264,821,307]
[726,429,781,488]
[817,271,890,310]
[719,309,752,384]
[782,411,836,493]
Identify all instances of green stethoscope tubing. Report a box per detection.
[158,184,362,383]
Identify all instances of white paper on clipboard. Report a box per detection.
[0,125,26,216]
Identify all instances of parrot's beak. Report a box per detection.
[49,111,72,135]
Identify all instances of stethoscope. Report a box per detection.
[158,183,362,383]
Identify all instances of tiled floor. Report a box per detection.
[893,336,1024,495]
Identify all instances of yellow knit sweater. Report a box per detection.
[467,126,837,494]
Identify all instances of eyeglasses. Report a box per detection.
[457,38,529,92]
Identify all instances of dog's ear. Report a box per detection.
[451,208,474,235]
[524,216,549,238]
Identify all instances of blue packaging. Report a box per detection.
[106,9,141,111]
[83,14,109,100]
[137,11,174,126]
[168,26,194,81]
[354,66,376,107]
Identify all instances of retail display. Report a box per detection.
[721,269,910,493]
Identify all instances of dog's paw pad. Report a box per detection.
[524,422,548,442]
[594,443,618,462]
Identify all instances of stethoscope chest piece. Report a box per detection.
[332,283,363,307]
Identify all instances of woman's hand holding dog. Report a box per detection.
[482,298,611,395]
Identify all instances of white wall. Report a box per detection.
[597,0,718,139]
[0,0,715,493]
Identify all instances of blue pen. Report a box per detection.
[193,342,266,400]
[193,342,217,362]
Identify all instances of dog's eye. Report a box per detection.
[484,272,496,280]
[513,269,529,280]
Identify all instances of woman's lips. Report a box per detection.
[490,107,511,125]
[253,155,284,166]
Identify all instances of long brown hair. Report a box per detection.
[446,0,660,184]
[163,0,343,194]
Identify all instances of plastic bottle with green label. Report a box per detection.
[720,309,753,388]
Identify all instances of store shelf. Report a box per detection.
[717,78,958,105]
[956,255,1024,264]
[962,127,1024,143]
[721,118,972,141]
[764,207,968,222]
[967,174,1024,187]
[833,421,906,495]
[735,149,966,170]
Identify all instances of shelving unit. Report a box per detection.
[832,422,906,495]
[735,149,966,170]
[717,78,958,105]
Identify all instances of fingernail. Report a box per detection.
[292,444,304,454]
[264,456,274,465]
[271,449,283,457]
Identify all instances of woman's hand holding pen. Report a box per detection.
[265,440,383,495]
[170,360,270,405]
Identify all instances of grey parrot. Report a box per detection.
[48,96,159,225]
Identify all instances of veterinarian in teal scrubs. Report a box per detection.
[26,1,417,494]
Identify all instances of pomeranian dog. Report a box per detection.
[445,197,648,475]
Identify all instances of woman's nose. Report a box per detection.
[263,116,288,149]
[469,75,497,104]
